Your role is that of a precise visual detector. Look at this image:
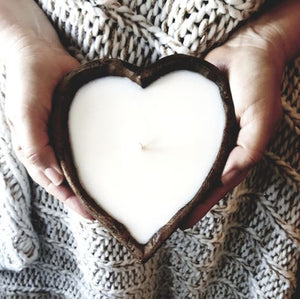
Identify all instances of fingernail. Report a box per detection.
[222,168,248,188]
[221,168,239,186]
[45,168,63,186]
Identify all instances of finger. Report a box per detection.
[7,101,63,182]
[222,90,282,178]
[180,168,246,229]
[11,129,93,219]
[15,147,93,219]
[46,183,94,220]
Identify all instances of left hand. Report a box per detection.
[182,20,285,228]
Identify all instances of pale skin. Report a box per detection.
[0,0,299,225]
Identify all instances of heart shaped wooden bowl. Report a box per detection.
[50,54,238,262]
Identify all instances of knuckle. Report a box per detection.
[246,148,264,167]
[24,151,42,166]
[21,144,49,169]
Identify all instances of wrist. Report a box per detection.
[0,24,30,61]
[0,0,63,62]
[224,0,300,79]
[247,20,287,74]
[224,22,286,80]
[247,0,300,63]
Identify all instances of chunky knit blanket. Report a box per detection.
[0,0,299,298]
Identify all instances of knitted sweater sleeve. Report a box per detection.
[0,2,299,298]
[0,66,39,271]
[0,0,270,273]
[0,0,279,272]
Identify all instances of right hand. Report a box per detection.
[4,30,92,219]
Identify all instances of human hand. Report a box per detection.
[2,1,92,219]
[182,17,286,227]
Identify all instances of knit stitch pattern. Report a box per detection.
[0,0,299,298]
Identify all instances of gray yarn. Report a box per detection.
[0,0,299,298]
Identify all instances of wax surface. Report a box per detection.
[69,71,225,244]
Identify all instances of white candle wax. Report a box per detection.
[69,70,225,244]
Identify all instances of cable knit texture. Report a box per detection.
[0,0,299,298]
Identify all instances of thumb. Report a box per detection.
[7,98,63,187]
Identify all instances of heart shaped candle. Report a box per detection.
[51,54,237,262]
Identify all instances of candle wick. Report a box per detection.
[139,142,146,151]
